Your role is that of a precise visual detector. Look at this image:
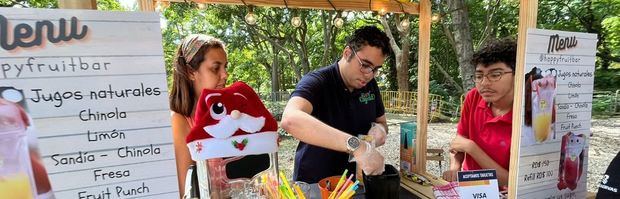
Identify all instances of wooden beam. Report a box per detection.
[508,0,538,198]
[415,0,431,173]
[58,0,97,9]
[138,0,156,11]
[162,0,419,15]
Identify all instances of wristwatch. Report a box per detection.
[346,136,361,154]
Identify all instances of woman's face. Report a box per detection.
[191,47,229,96]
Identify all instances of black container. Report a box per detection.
[363,164,400,199]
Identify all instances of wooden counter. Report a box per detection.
[400,172,449,199]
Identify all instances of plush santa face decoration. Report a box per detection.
[186,81,278,160]
[557,132,585,191]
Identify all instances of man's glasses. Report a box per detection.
[350,47,382,75]
[472,71,513,83]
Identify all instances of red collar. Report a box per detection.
[477,98,513,123]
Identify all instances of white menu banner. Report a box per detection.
[0,8,178,198]
[516,29,597,198]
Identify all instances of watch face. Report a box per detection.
[348,137,360,149]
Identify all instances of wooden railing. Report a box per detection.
[381,91,418,115]
[380,91,453,121]
[593,90,620,116]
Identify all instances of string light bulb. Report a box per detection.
[245,6,257,25]
[245,13,257,25]
[431,14,440,22]
[378,8,388,16]
[291,16,302,27]
[333,17,344,28]
[399,18,410,31]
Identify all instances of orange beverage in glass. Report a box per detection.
[533,112,552,142]
[0,173,35,199]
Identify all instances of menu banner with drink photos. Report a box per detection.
[0,8,178,198]
[515,29,597,198]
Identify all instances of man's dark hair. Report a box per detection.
[346,26,392,58]
[471,38,517,71]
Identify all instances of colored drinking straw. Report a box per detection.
[337,182,359,199]
[334,174,354,198]
[328,169,348,199]
[279,171,296,198]
[339,185,358,199]
[294,184,306,199]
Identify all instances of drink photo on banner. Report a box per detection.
[557,132,585,191]
[523,67,557,146]
[0,87,54,199]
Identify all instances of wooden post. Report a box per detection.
[58,0,97,9]
[138,0,156,12]
[508,0,538,198]
[415,0,431,173]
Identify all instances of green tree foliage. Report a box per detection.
[97,0,124,11]
[160,2,383,93]
[0,0,57,8]
[538,0,620,70]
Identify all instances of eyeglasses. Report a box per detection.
[350,47,382,75]
[472,71,513,83]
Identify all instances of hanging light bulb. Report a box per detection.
[333,17,344,28]
[399,18,410,31]
[431,14,440,22]
[245,13,257,25]
[291,16,302,27]
[245,7,257,25]
[196,3,207,9]
[378,8,388,16]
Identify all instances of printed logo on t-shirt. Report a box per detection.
[359,91,375,104]
[599,174,618,193]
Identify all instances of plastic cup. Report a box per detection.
[363,164,400,199]
[318,176,340,199]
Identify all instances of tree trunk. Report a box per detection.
[271,46,280,93]
[295,11,311,75]
[598,46,611,70]
[321,11,331,66]
[247,25,301,80]
[320,11,341,66]
[398,16,411,92]
[431,55,465,94]
[448,0,475,91]
[329,12,341,62]
[380,15,410,91]
[476,0,501,48]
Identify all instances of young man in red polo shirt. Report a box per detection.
[442,39,516,186]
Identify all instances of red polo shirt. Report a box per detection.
[457,88,512,171]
